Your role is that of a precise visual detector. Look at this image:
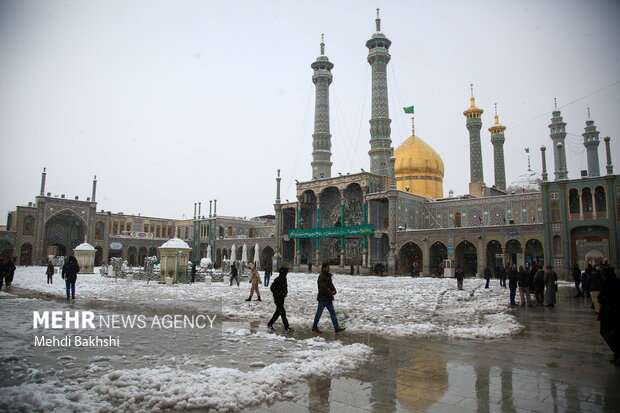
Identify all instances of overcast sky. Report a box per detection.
[1,0,619,224]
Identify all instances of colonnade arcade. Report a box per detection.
[397,238,544,276]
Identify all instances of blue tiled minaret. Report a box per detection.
[366,9,392,177]
[489,104,506,191]
[549,100,568,180]
[311,35,334,180]
[463,85,485,194]
[582,109,601,177]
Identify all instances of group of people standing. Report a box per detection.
[0,257,16,290]
[44,257,80,299]
[242,262,346,335]
[481,264,558,307]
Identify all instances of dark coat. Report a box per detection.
[317,271,336,302]
[230,264,238,277]
[483,268,491,280]
[46,262,55,276]
[517,270,532,288]
[62,257,80,282]
[5,260,16,275]
[598,269,620,330]
[455,268,464,280]
[270,275,288,299]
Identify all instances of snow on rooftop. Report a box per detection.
[74,241,95,251]
[159,237,190,249]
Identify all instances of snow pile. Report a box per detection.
[159,237,190,249]
[0,335,371,412]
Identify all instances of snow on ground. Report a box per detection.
[12,266,524,339]
[0,294,371,412]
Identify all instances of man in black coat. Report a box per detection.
[229,261,239,286]
[62,256,80,299]
[311,263,345,334]
[0,258,5,290]
[484,267,492,289]
[4,258,16,287]
[267,267,293,333]
[598,264,620,364]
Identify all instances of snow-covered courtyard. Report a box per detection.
[0,266,528,411]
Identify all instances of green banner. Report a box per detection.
[288,224,374,239]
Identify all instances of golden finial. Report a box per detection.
[494,103,499,124]
[470,83,474,97]
[469,83,476,107]
[411,116,415,136]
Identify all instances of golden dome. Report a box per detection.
[394,134,444,198]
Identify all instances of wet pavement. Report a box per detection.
[248,286,620,412]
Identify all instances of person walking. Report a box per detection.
[589,267,603,314]
[229,261,239,286]
[507,265,518,306]
[455,265,464,290]
[311,263,345,333]
[572,264,582,298]
[517,265,532,307]
[544,264,558,307]
[61,256,80,299]
[497,265,507,287]
[484,267,491,289]
[4,258,16,287]
[267,267,294,333]
[46,260,55,284]
[597,263,620,365]
[532,265,545,305]
[245,263,261,301]
[263,264,273,287]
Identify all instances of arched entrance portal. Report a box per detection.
[370,234,389,274]
[261,246,274,269]
[486,240,503,276]
[525,239,544,268]
[127,247,137,266]
[44,210,85,258]
[505,240,522,268]
[429,242,447,276]
[398,242,422,275]
[570,226,610,269]
[138,247,147,266]
[455,241,477,276]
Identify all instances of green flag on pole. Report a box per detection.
[403,106,415,114]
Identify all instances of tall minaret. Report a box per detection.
[582,109,601,177]
[549,99,568,180]
[311,34,334,180]
[489,103,507,191]
[463,85,485,194]
[366,8,392,177]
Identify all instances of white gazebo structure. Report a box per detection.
[73,237,95,274]
[158,230,192,284]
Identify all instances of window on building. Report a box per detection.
[582,188,593,213]
[550,192,559,200]
[95,222,105,239]
[595,186,606,213]
[552,235,562,256]
[568,189,579,214]
[550,203,561,222]
[227,226,233,237]
[552,223,560,231]
[23,216,35,236]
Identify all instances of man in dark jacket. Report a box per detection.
[62,256,80,299]
[311,263,345,334]
[267,267,293,333]
[598,264,620,364]
[229,261,239,286]
[484,267,492,289]
[572,264,582,298]
[4,258,16,287]
[0,258,5,290]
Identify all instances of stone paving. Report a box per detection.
[248,286,620,412]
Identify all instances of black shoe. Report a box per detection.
[257,297,261,301]
[312,328,322,334]
[285,328,294,333]
[267,324,275,331]
[245,298,251,302]
[72,296,75,299]
[335,327,346,333]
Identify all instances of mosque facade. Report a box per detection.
[1,12,618,280]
